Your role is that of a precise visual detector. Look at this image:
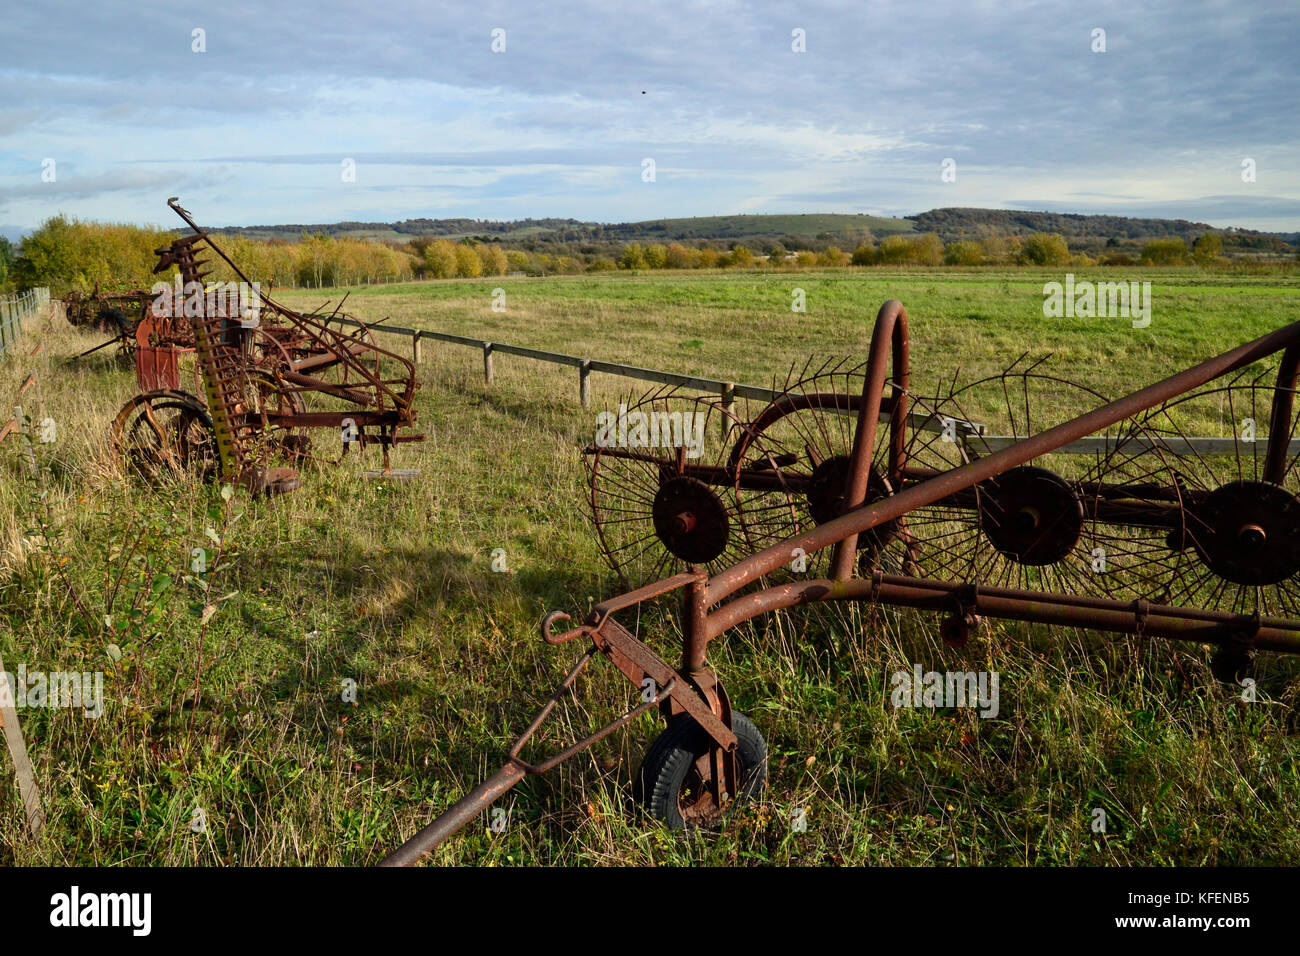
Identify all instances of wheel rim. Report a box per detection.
[1119,368,1300,616]
[113,392,216,483]
[585,385,792,589]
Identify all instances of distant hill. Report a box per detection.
[591,213,914,242]
[907,207,1216,242]
[218,217,583,242]
[214,212,914,245]
[209,208,1295,254]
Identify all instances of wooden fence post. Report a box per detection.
[720,382,735,441]
[411,331,422,364]
[483,343,494,385]
[580,360,592,409]
[0,648,45,840]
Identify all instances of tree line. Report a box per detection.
[4,215,1288,296]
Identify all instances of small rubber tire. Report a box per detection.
[634,711,767,829]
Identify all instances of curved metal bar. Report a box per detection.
[830,300,909,579]
[1265,343,1300,485]
[702,573,1300,654]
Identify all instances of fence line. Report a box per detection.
[327,314,1298,458]
[0,288,50,358]
[327,315,983,441]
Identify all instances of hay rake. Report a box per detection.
[64,287,168,365]
[110,199,422,493]
[383,299,1300,864]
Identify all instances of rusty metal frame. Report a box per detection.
[111,199,425,488]
[382,299,1300,864]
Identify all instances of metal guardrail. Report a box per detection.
[328,314,1288,457]
[0,288,50,358]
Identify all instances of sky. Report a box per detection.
[1,0,1298,239]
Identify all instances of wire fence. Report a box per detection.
[0,288,51,358]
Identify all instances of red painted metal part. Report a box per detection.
[134,315,181,391]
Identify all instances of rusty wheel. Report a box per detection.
[111,390,217,483]
[1119,369,1300,617]
[242,370,311,464]
[585,386,794,589]
[96,307,136,363]
[892,358,1167,596]
[727,357,960,580]
[634,712,766,829]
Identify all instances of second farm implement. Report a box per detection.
[111,199,422,492]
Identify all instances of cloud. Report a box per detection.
[0,0,1295,229]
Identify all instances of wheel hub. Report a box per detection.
[1190,480,1300,585]
[652,476,730,563]
[806,456,898,549]
[977,465,1082,566]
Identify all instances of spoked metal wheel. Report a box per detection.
[96,307,137,363]
[585,386,795,590]
[896,357,1171,599]
[111,389,217,483]
[726,357,967,581]
[236,370,311,466]
[1121,368,1300,618]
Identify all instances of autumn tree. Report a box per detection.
[424,239,457,278]
[665,243,694,269]
[851,243,876,266]
[1018,233,1071,266]
[726,244,755,268]
[1140,237,1188,266]
[943,240,984,266]
[620,243,647,269]
[454,243,483,277]
[1192,233,1223,266]
[876,236,914,264]
[477,243,508,276]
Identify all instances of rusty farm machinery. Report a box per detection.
[108,199,422,493]
[64,286,177,366]
[383,298,1300,864]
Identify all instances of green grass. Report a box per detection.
[2,266,1299,866]
[280,268,1300,412]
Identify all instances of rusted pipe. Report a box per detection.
[704,573,1300,653]
[1265,343,1300,485]
[378,762,527,867]
[831,300,908,579]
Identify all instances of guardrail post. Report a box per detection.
[483,342,494,385]
[412,330,422,364]
[721,382,735,440]
[580,359,592,409]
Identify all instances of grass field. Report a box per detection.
[3,267,1300,866]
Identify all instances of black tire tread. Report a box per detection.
[634,711,767,828]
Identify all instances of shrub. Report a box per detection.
[943,240,985,266]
